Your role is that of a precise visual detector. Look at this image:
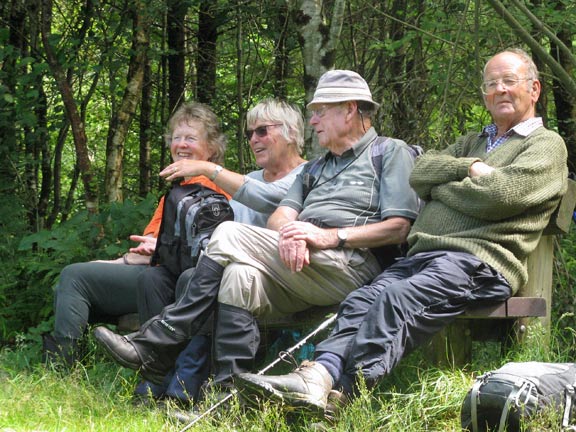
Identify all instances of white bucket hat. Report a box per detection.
[307,70,380,109]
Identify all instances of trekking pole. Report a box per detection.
[178,313,337,431]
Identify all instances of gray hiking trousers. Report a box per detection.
[316,250,512,386]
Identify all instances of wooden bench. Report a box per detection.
[423,235,554,367]
[118,179,576,367]
[115,235,561,366]
[425,177,576,367]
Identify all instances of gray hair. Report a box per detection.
[246,98,305,155]
[165,102,227,164]
[357,100,377,118]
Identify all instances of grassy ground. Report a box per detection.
[0,320,573,431]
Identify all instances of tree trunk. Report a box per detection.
[40,0,99,212]
[104,0,150,203]
[167,0,187,112]
[274,4,290,99]
[1,0,25,188]
[290,0,346,157]
[139,62,152,197]
[234,0,246,172]
[197,0,218,104]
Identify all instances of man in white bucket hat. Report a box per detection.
[307,69,380,107]
[235,50,568,424]
[94,70,420,396]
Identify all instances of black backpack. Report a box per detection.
[461,362,576,431]
[151,182,234,275]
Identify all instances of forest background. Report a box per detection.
[0,0,575,349]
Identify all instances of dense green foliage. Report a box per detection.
[0,4,575,429]
[553,226,576,352]
[0,196,157,341]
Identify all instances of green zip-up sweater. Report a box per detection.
[408,126,567,293]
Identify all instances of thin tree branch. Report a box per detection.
[486,0,576,102]
[509,0,576,70]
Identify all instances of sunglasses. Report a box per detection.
[245,124,282,141]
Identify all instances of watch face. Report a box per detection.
[337,229,347,248]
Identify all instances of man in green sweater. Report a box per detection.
[234,48,568,417]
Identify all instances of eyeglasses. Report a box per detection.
[480,75,533,95]
[308,104,342,118]
[245,124,282,141]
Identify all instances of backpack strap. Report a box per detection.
[301,155,327,201]
[302,136,391,201]
[470,377,483,432]
[370,136,424,179]
[370,136,391,180]
[563,380,576,428]
[498,379,534,432]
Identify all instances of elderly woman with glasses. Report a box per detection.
[44,102,231,367]
[132,98,307,408]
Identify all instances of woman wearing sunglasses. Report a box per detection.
[134,98,307,409]
[161,98,306,229]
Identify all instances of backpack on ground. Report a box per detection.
[151,182,234,275]
[461,362,576,431]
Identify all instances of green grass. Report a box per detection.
[1,320,574,431]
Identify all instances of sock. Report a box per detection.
[339,373,356,396]
[315,352,344,386]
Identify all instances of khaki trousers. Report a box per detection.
[206,221,381,319]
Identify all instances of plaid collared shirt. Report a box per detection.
[482,117,543,152]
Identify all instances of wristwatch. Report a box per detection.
[337,228,348,249]
[209,164,223,181]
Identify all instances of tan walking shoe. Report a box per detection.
[235,360,333,416]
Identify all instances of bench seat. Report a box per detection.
[116,296,546,334]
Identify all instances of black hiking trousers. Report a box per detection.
[316,250,513,387]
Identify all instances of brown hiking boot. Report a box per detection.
[235,361,333,416]
[324,389,349,421]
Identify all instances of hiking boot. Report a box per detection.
[41,334,79,369]
[324,389,349,421]
[235,361,333,416]
[94,326,167,384]
[93,326,141,369]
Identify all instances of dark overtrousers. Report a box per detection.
[54,262,148,340]
[136,265,179,323]
[315,250,512,387]
[127,256,223,380]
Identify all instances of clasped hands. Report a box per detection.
[278,221,335,272]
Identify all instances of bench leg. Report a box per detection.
[504,317,549,354]
[423,321,472,368]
